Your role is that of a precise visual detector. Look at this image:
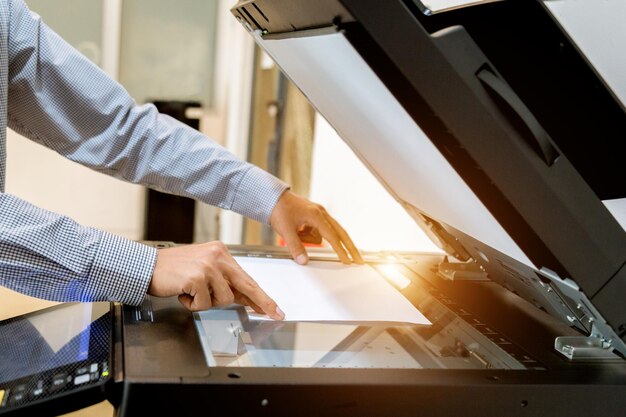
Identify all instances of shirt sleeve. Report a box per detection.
[6,0,289,224]
[0,193,156,305]
[0,0,288,305]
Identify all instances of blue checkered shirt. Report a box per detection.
[0,0,289,306]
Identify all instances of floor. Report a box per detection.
[0,287,113,417]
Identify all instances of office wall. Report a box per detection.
[28,0,104,64]
[119,0,218,106]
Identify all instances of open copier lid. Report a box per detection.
[232,0,626,359]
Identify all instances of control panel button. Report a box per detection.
[51,373,68,391]
[9,391,25,406]
[74,374,90,386]
[10,384,26,405]
[31,380,45,398]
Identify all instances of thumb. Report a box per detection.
[281,226,308,265]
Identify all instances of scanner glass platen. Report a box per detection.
[194,261,543,371]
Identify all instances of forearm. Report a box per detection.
[88,105,290,224]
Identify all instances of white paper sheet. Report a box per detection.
[235,257,431,325]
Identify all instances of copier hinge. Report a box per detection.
[539,268,626,361]
[555,323,620,361]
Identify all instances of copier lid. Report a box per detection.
[252,27,535,268]
[232,0,626,349]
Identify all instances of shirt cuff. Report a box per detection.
[230,165,290,224]
[84,232,157,306]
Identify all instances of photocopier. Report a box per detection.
[1,1,625,416]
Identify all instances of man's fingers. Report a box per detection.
[178,294,194,310]
[234,290,265,315]
[269,191,362,266]
[183,285,213,312]
[298,225,322,245]
[209,274,235,306]
[152,242,286,317]
[282,224,309,265]
[314,216,351,264]
[221,259,284,320]
[327,216,364,264]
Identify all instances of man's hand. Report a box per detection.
[148,242,284,319]
[270,191,364,265]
